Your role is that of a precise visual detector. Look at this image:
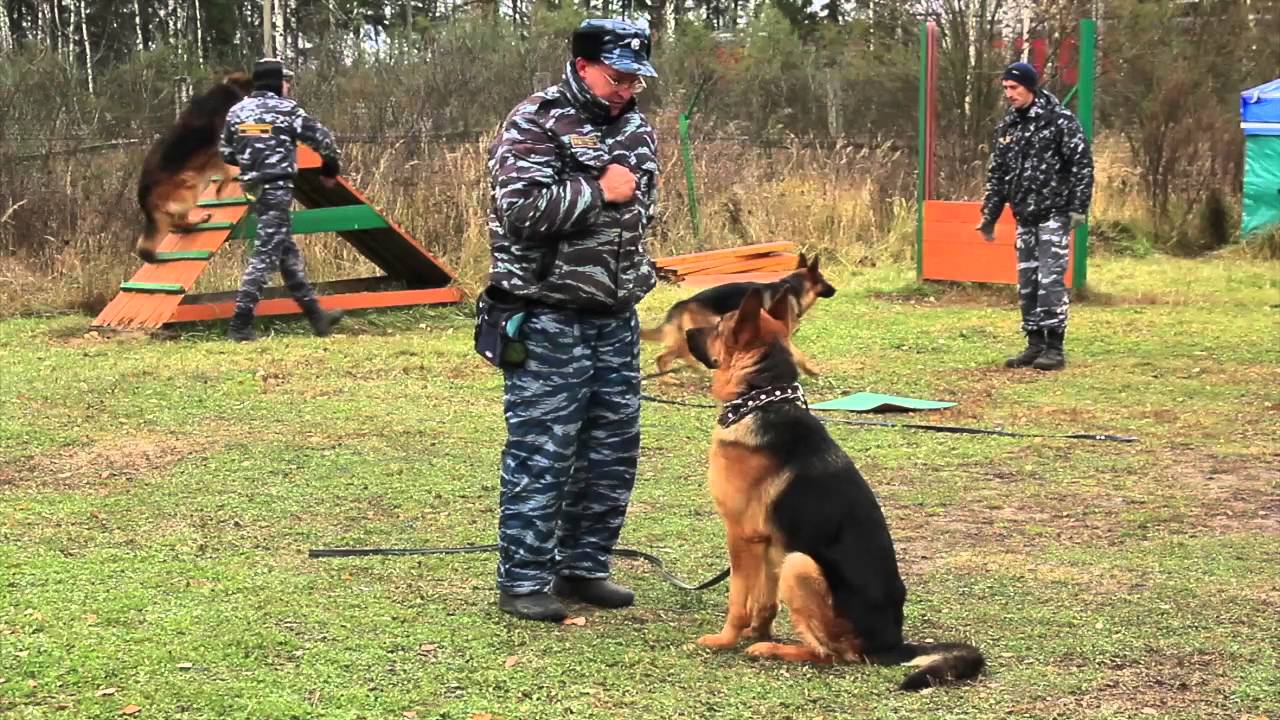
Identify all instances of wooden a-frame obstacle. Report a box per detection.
[93,146,461,330]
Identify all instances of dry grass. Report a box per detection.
[0,126,1197,319]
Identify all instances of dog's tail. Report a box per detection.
[641,301,688,342]
[868,641,986,691]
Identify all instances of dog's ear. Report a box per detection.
[765,287,796,330]
[731,288,765,348]
[686,326,719,369]
[807,254,821,273]
[795,252,808,270]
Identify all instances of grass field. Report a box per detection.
[1,254,1277,719]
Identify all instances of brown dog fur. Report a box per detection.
[688,288,985,691]
[641,254,836,379]
[135,72,253,263]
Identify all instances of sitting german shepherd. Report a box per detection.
[685,287,985,691]
[134,72,253,263]
[641,254,835,378]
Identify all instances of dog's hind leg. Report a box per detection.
[746,552,859,663]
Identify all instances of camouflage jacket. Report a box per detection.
[486,61,659,313]
[219,91,340,185]
[981,90,1093,227]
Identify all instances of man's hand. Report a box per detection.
[598,164,636,204]
[975,222,996,242]
[1069,212,1087,229]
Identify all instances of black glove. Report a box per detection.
[320,156,340,178]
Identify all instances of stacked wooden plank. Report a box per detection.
[654,241,800,288]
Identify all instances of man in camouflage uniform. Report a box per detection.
[485,19,660,622]
[219,58,345,342]
[977,62,1093,371]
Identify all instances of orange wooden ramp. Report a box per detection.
[654,241,801,288]
[921,200,1075,287]
[93,146,462,331]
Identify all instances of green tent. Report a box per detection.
[1241,78,1280,237]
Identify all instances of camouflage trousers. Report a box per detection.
[1015,214,1071,333]
[233,183,319,320]
[497,307,642,595]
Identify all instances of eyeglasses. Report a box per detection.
[602,71,647,95]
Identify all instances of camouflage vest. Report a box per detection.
[486,62,659,313]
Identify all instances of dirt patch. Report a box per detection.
[1013,652,1239,719]
[1175,454,1280,535]
[872,283,1017,308]
[0,435,219,493]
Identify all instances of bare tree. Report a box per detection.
[134,0,145,51]
[77,0,92,94]
[194,0,205,62]
[0,0,12,53]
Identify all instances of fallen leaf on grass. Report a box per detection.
[417,643,438,657]
[562,616,587,626]
[471,714,494,720]
[403,712,418,719]
[96,688,118,697]
[503,656,519,668]
[176,663,193,670]
[120,705,142,715]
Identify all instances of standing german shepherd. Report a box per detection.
[641,253,836,377]
[685,288,986,691]
[134,72,253,263]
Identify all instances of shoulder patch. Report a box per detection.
[237,123,273,137]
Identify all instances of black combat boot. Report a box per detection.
[302,302,345,337]
[1032,328,1066,371]
[1005,330,1045,368]
[551,576,635,608]
[498,591,569,622]
[227,313,257,342]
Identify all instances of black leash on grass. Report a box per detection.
[309,373,1134,584]
[307,544,730,592]
[640,394,1139,443]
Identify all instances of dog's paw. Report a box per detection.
[745,642,781,658]
[697,632,739,649]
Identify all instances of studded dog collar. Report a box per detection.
[717,383,808,428]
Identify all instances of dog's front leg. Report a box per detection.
[698,530,766,649]
[745,543,783,641]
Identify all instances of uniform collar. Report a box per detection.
[562,60,632,126]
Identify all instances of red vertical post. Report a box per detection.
[924,22,939,203]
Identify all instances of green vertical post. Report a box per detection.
[680,77,710,241]
[916,22,929,280]
[680,113,700,239]
[1074,17,1096,291]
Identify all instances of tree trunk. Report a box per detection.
[134,0,145,51]
[78,0,92,94]
[273,0,285,60]
[194,0,204,62]
[263,0,273,56]
[0,0,12,53]
[649,0,666,46]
